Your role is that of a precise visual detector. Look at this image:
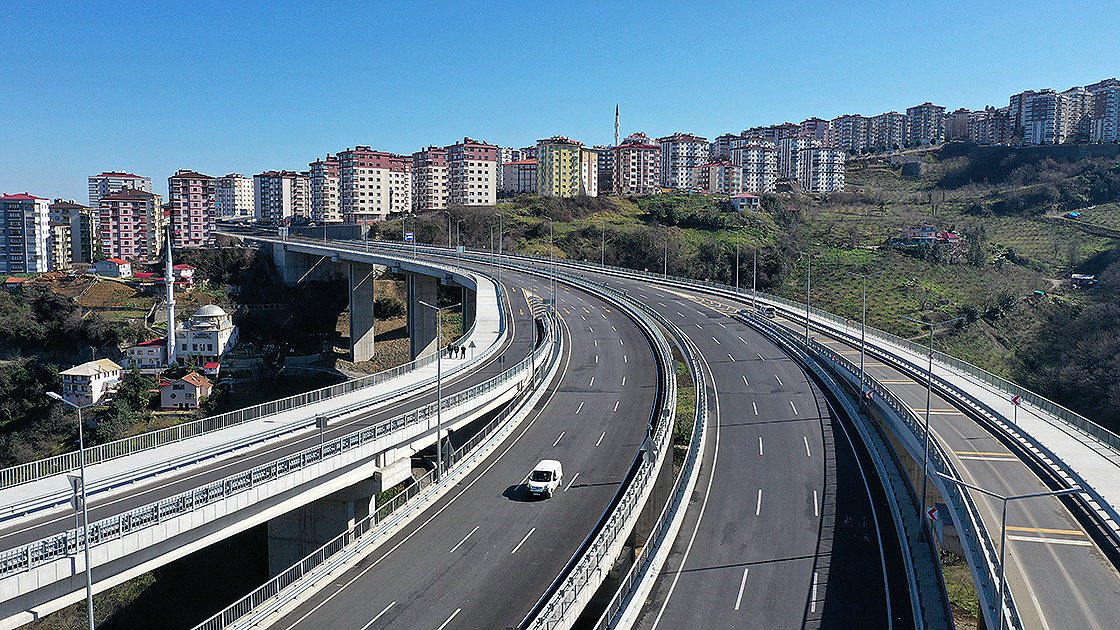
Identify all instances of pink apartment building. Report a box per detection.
[168,169,214,248]
[412,146,448,211]
[98,189,164,261]
[445,137,498,206]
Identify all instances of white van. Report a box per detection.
[527,460,563,498]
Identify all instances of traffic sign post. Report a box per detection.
[1011,394,1022,427]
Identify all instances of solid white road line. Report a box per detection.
[596,432,605,447]
[757,353,765,361]
[511,528,535,554]
[449,526,480,553]
[734,568,749,611]
[728,353,735,362]
[677,311,685,317]
[755,489,763,516]
[804,436,812,457]
[436,608,461,630]
[811,572,819,613]
[1006,535,1093,546]
[695,323,703,329]
[589,377,595,387]
[359,602,396,630]
[575,402,584,414]
[739,336,747,344]
[553,432,565,447]
[712,336,721,344]
[565,473,579,491]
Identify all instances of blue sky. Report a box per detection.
[2,0,1118,202]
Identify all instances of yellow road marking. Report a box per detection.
[955,451,1013,457]
[1007,526,1085,537]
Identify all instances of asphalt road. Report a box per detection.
[260,264,660,630]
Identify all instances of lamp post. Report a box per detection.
[416,300,460,479]
[600,220,606,267]
[797,251,819,345]
[903,313,965,540]
[456,219,465,266]
[844,270,884,396]
[443,210,452,249]
[663,225,669,278]
[937,472,1081,630]
[46,391,95,630]
[735,230,742,291]
[544,216,555,313]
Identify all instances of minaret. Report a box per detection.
[614,104,620,147]
[165,227,176,366]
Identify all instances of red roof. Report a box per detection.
[1,193,47,200]
[504,159,537,166]
[96,172,141,178]
[203,362,220,369]
[134,272,155,279]
[136,338,166,347]
[172,264,195,270]
[106,258,129,265]
[731,193,760,199]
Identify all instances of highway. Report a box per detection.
[258,264,661,630]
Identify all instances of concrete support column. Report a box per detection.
[461,286,476,333]
[350,262,377,363]
[407,273,439,359]
[270,243,315,285]
[266,477,380,577]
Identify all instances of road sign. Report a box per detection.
[405,231,414,242]
[71,495,84,511]
[864,390,873,400]
[67,474,82,494]
[927,507,938,521]
[1012,395,1022,406]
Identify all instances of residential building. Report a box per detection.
[59,358,123,406]
[48,221,70,270]
[168,169,214,248]
[254,170,310,224]
[501,159,537,194]
[946,108,973,141]
[124,337,168,371]
[731,137,777,193]
[777,137,815,181]
[799,118,830,141]
[174,304,238,365]
[870,112,907,150]
[657,132,709,189]
[906,102,946,145]
[537,136,597,198]
[411,146,448,211]
[745,123,800,143]
[612,133,661,196]
[309,156,341,223]
[88,172,151,209]
[496,147,521,191]
[969,108,1012,145]
[1091,84,1120,143]
[729,193,761,213]
[710,133,739,161]
[829,114,871,153]
[445,137,498,206]
[98,189,164,261]
[691,162,742,195]
[1057,86,1093,143]
[1022,90,1058,145]
[49,199,98,264]
[593,146,614,194]
[93,258,132,277]
[161,372,212,410]
[215,174,254,219]
[338,146,411,223]
[798,146,846,193]
[0,194,51,273]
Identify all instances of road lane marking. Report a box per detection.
[814,490,819,517]
[678,312,685,317]
[583,307,590,313]
[612,325,616,331]
[712,336,721,344]
[602,313,607,319]
[588,326,593,332]
[734,568,749,611]
[739,336,747,344]
[589,377,595,387]
[1006,535,1092,546]
[728,353,735,362]
[575,402,584,414]
[759,436,763,456]
[752,402,758,415]
[620,338,624,345]
[511,528,536,554]
[1007,526,1085,536]
[594,339,598,347]
[804,436,812,457]
[595,355,598,364]
[450,526,480,553]
[581,315,586,320]
[757,353,765,361]
[622,376,626,386]
[614,400,620,411]
[658,302,666,307]
[565,472,580,491]
[596,432,606,447]
[624,355,628,363]
[790,401,798,415]
[695,323,703,329]
[756,488,763,516]
[359,602,396,630]
[437,609,461,630]
[742,375,749,386]
[718,322,726,328]
[553,432,565,447]
[811,572,818,613]
[775,374,783,386]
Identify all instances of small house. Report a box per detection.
[60,359,123,406]
[92,258,132,278]
[160,372,212,410]
[730,193,761,213]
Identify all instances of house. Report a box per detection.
[160,372,212,410]
[730,193,761,213]
[900,225,938,244]
[202,362,221,377]
[3,277,29,293]
[59,358,123,406]
[92,258,132,278]
[172,264,196,287]
[124,338,167,372]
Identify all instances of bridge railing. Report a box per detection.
[0,304,539,582]
[0,266,496,494]
[191,310,563,630]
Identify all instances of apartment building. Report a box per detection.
[537,136,597,198]
[59,359,122,407]
[88,172,152,209]
[798,147,846,193]
[870,112,907,149]
[691,162,742,195]
[969,108,1012,145]
[496,147,523,191]
[731,137,777,193]
[49,199,99,264]
[657,132,709,189]
[799,118,831,141]
[593,146,614,194]
[98,189,164,261]
[612,133,661,196]
[946,108,973,141]
[829,114,871,152]
[906,102,946,145]
[446,137,498,206]
[744,123,800,143]
[1057,86,1093,143]
[501,159,538,194]
[254,170,310,224]
[1021,90,1058,145]
[710,133,738,161]
[215,174,254,219]
[777,137,815,181]
[168,169,214,248]
[338,146,411,223]
[411,147,448,211]
[48,221,70,270]
[309,155,340,223]
[0,194,51,273]
[1091,84,1120,143]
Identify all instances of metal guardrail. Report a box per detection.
[748,312,1017,630]
[0,306,542,581]
[191,310,562,630]
[1,262,493,492]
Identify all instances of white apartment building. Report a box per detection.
[215,174,254,218]
[254,170,310,224]
[501,159,537,194]
[906,102,946,145]
[798,147,846,193]
[0,194,51,273]
[613,133,661,196]
[59,359,123,407]
[691,162,742,195]
[829,115,871,153]
[411,147,448,211]
[1091,85,1120,143]
[309,155,341,223]
[1057,86,1093,143]
[1022,90,1058,145]
[446,137,498,206]
[870,112,907,149]
[657,132,709,189]
[730,137,777,194]
[338,146,412,223]
[88,172,152,209]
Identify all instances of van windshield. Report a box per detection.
[529,470,553,482]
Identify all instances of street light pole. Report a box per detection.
[46,392,95,630]
[443,210,451,249]
[798,251,818,345]
[417,300,461,479]
[600,220,606,267]
[735,230,741,291]
[844,270,884,396]
[903,313,965,540]
[937,472,1081,630]
[456,219,464,266]
[663,225,669,278]
[544,217,555,313]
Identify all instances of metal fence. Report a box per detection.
[191,310,561,630]
[0,307,546,581]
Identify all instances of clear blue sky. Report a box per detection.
[2,0,1117,203]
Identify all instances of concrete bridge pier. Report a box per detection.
[350,262,380,363]
[407,273,440,359]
